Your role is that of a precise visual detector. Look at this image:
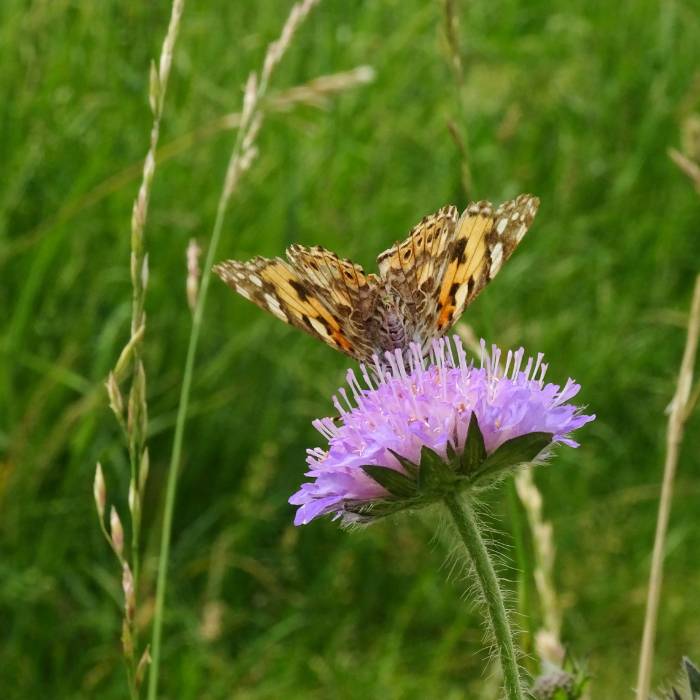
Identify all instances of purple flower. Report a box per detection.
[289,337,595,526]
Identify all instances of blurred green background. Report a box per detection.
[2,0,700,697]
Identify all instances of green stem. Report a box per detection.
[443,492,525,700]
[147,183,230,700]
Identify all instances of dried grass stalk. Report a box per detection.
[636,274,700,700]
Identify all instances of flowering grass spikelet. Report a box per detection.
[289,337,594,525]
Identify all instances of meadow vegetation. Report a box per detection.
[2,0,700,697]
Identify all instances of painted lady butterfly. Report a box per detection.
[214,194,539,365]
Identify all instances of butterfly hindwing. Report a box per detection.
[376,205,460,313]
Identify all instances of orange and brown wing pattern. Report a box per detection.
[429,194,539,343]
[214,194,538,364]
[213,252,379,363]
[375,205,460,312]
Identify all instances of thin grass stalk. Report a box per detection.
[98,0,185,695]
[506,476,535,672]
[514,469,565,667]
[147,3,321,697]
[123,0,185,592]
[636,273,700,700]
[439,0,473,199]
[1,67,374,268]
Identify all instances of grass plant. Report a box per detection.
[2,0,700,698]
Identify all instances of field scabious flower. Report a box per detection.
[289,337,594,526]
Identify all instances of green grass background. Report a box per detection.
[2,0,700,697]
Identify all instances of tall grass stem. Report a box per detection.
[636,273,700,700]
[147,3,321,697]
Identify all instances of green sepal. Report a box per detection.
[685,657,700,699]
[461,412,487,474]
[387,449,419,478]
[472,432,554,483]
[445,441,460,471]
[346,495,423,520]
[360,465,418,499]
[418,445,456,493]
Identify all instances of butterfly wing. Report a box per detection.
[376,195,539,353]
[214,249,379,363]
[376,205,460,315]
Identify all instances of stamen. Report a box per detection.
[504,350,513,379]
[384,350,401,381]
[453,335,469,383]
[312,418,335,440]
[531,353,544,387]
[372,354,386,385]
[338,388,354,412]
[321,417,341,437]
[551,378,580,407]
[360,363,376,391]
[445,337,456,368]
[410,343,425,393]
[538,362,549,386]
[491,344,501,377]
[523,357,533,381]
[394,349,408,381]
[511,348,524,379]
[332,396,346,415]
[480,338,486,369]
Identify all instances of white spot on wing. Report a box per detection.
[489,242,503,276]
[496,218,508,235]
[250,275,263,287]
[516,223,527,241]
[511,212,520,221]
[309,316,328,337]
[454,281,469,309]
[237,287,251,301]
[264,293,286,320]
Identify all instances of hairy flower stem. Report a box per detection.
[444,492,525,700]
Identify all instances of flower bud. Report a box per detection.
[531,669,576,700]
[93,463,106,520]
[105,372,124,421]
[129,478,140,530]
[186,239,201,311]
[139,448,150,493]
[123,562,135,622]
[113,323,145,378]
[122,619,133,659]
[134,644,151,689]
[141,253,149,291]
[110,506,123,558]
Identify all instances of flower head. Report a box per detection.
[289,337,594,526]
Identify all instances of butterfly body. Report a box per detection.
[372,290,413,355]
[214,194,539,366]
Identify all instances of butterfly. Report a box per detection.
[213,194,539,365]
